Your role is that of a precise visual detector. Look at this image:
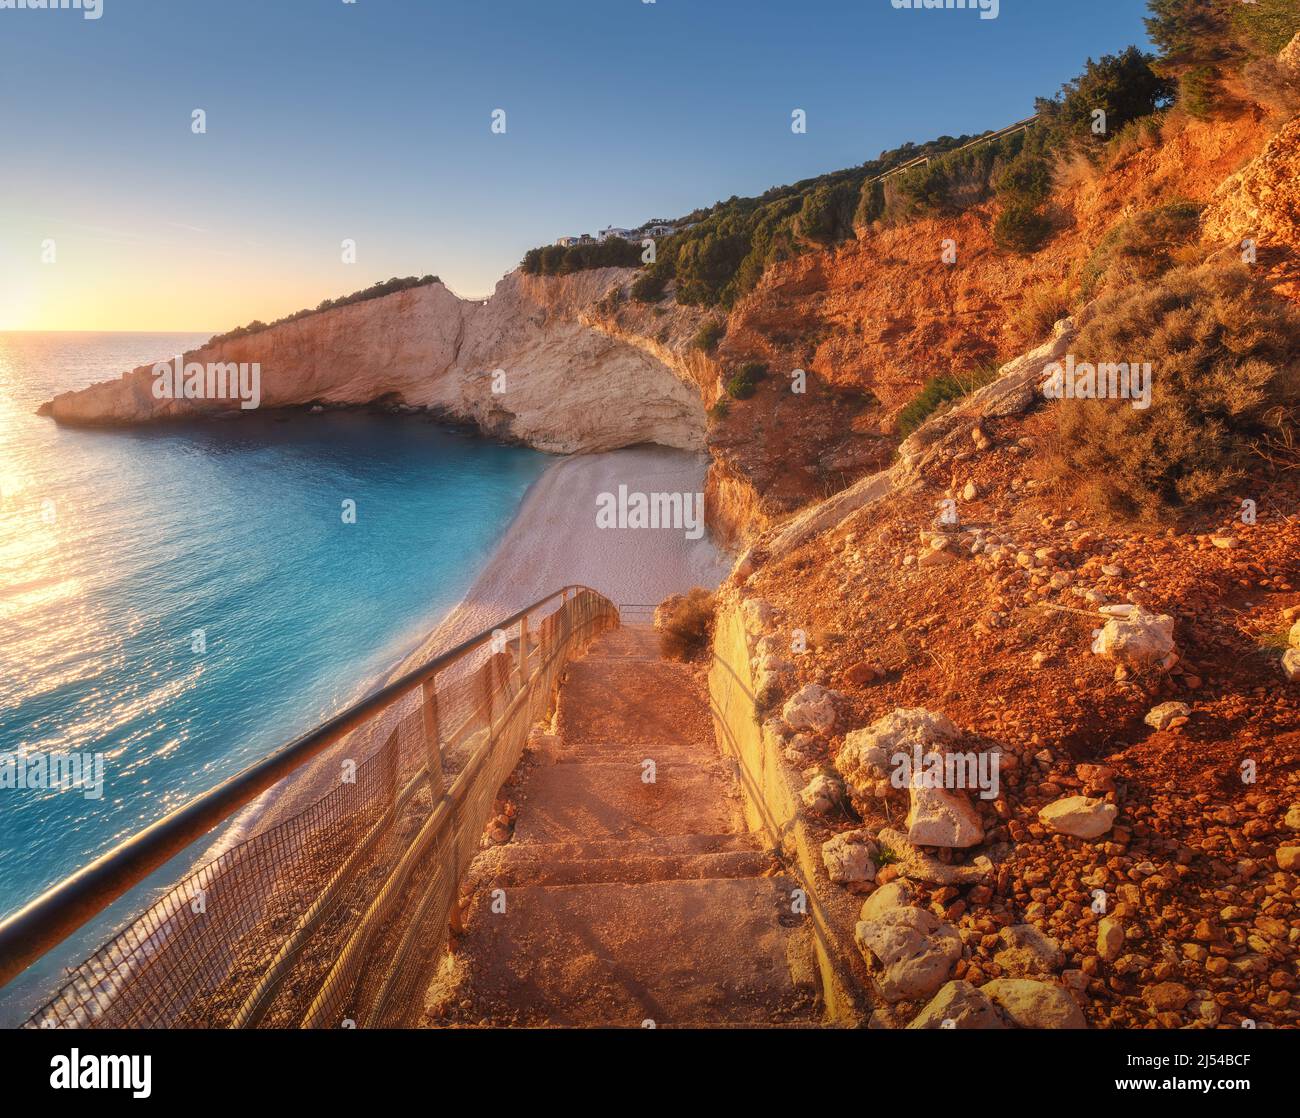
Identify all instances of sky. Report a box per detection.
[0,0,1156,332]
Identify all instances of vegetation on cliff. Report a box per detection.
[208,275,442,346]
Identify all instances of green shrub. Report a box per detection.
[209,275,441,346]
[995,154,1053,207]
[656,588,716,661]
[794,181,859,244]
[694,319,725,352]
[1232,0,1300,54]
[1180,65,1219,117]
[725,361,768,400]
[709,398,731,421]
[521,238,642,276]
[897,365,1000,435]
[1044,260,1300,523]
[993,202,1053,254]
[630,270,668,303]
[1034,46,1175,144]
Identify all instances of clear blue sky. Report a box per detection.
[0,0,1155,330]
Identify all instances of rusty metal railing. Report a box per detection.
[0,586,619,1028]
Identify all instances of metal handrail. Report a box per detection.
[0,584,610,993]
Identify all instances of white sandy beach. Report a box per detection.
[240,443,728,838]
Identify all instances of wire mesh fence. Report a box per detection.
[19,588,618,1029]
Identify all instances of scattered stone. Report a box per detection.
[855,906,961,1003]
[836,708,961,805]
[905,782,985,849]
[1039,795,1117,839]
[1097,917,1125,963]
[908,980,1006,1029]
[799,773,842,815]
[1093,606,1178,671]
[962,481,979,502]
[1210,535,1239,549]
[994,925,1064,977]
[1143,982,1191,1012]
[860,879,918,920]
[741,597,774,638]
[822,830,877,884]
[842,660,883,687]
[1144,701,1191,731]
[782,683,841,735]
[1285,804,1300,831]
[1276,846,1300,872]
[876,827,993,887]
[1283,648,1300,683]
[982,979,1086,1029]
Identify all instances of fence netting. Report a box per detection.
[23,589,617,1029]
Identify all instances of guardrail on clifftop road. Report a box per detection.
[0,586,619,1029]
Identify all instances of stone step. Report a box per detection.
[448,877,821,1027]
[470,843,775,888]
[511,760,743,844]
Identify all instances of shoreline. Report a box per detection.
[216,442,729,843]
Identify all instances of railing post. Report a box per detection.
[517,613,528,680]
[421,677,444,797]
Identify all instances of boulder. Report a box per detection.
[905,781,984,849]
[983,979,1087,1029]
[741,597,773,638]
[1277,846,1300,872]
[994,925,1063,977]
[1144,701,1190,731]
[1039,795,1117,839]
[855,906,961,1003]
[876,827,993,887]
[836,708,960,804]
[860,879,919,920]
[1283,648,1300,683]
[782,684,840,735]
[1093,606,1177,671]
[908,980,1006,1029]
[822,830,877,884]
[799,773,842,815]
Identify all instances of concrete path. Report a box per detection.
[426,625,821,1027]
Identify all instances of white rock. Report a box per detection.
[860,880,919,920]
[837,708,960,800]
[782,683,841,735]
[905,781,985,849]
[741,597,774,638]
[799,773,841,814]
[982,979,1086,1029]
[1038,795,1117,839]
[822,831,878,884]
[1144,701,1190,731]
[908,980,1006,1030]
[855,906,962,1003]
[1284,649,1300,683]
[1093,606,1177,671]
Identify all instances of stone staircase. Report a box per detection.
[428,625,822,1027]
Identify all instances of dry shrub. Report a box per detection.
[1042,260,1300,524]
[1078,201,1205,300]
[1010,281,1074,346]
[655,587,716,661]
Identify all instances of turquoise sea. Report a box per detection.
[0,333,549,1003]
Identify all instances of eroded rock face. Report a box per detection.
[41,270,709,455]
[1204,116,1300,267]
[782,684,841,735]
[836,707,961,806]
